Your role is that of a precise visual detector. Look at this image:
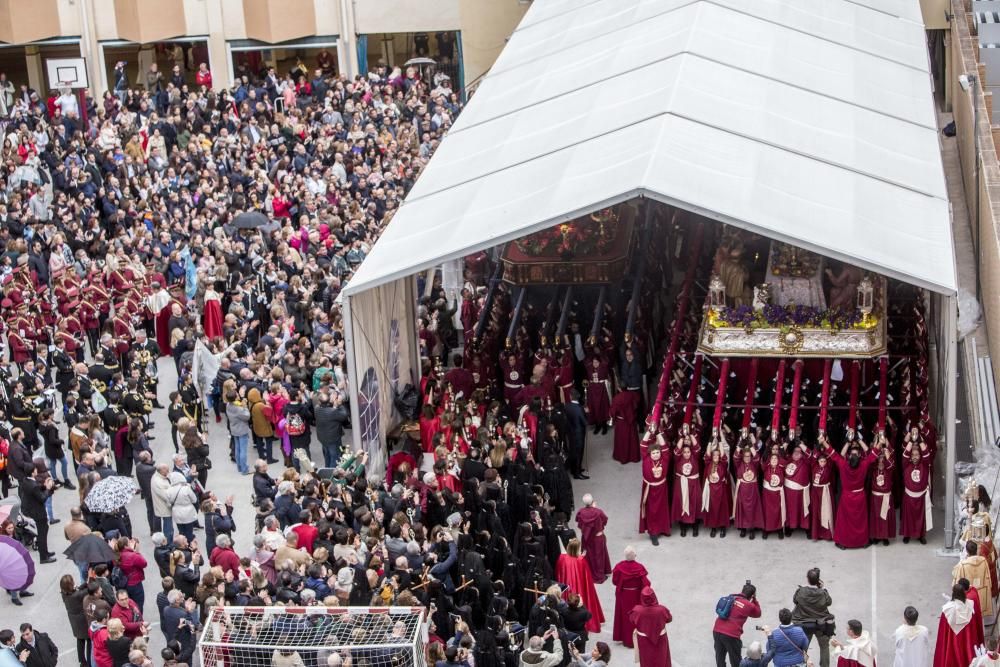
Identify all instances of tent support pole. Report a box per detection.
[944,293,958,550]
[343,293,363,454]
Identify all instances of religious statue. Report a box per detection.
[825,262,863,310]
[718,242,752,307]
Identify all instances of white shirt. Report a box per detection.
[55,93,79,116]
[892,624,930,667]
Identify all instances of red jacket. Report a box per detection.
[210,546,240,576]
[712,594,762,638]
[119,547,147,585]
[110,599,144,637]
[89,625,112,667]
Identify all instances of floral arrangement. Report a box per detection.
[514,212,618,258]
[709,304,877,331]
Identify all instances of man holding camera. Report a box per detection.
[792,568,834,667]
[518,629,563,667]
[761,609,811,667]
[713,582,762,667]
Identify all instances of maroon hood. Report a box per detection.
[641,586,658,606]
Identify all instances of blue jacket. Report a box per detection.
[765,625,809,667]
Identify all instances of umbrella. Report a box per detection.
[8,165,42,189]
[84,476,139,513]
[0,536,35,591]
[233,211,271,229]
[404,57,437,67]
[0,497,18,524]
[63,533,117,565]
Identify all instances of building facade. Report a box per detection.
[0,0,528,95]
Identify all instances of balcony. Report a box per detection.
[0,0,62,44]
[242,0,317,44]
[113,0,187,44]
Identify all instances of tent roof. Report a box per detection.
[344,0,955,297]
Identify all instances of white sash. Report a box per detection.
[815,484,833,530]
[764,482,786,525]
[676,472,697,516]
[905,486,934,531]
[784,479,810,518]
[872,490,891,521]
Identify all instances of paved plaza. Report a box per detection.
[8,358,958,667]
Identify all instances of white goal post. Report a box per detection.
[198,606,427,667]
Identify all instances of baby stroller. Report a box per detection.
[14,515,38,551]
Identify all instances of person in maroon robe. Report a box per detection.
[810,446,836,541]
[702,433,731,537]
[733,445,764,539]
[629,586,672,666]
[868,435,896,546]
[761,446,786,540]
[575,494,612,583]
[901,438,933,544]
[611,546,649,647]
[825,432,877,550]
[555,348,575,404]
[782,442,811,537]
[933,585,979,667]
[555,538,604,634]
[443,354,475,399]
[640,444,672,544]
[459,288,478,345]
[584,355,612,433]
[500,352,524,406]
[610,389,640,464]
[671,430,702,536]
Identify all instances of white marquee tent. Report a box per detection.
[340,0,959,541]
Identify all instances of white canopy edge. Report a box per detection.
[344,0,955,298]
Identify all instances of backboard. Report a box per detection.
[45,58,89,90]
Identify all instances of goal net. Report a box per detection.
[198,606,426,667]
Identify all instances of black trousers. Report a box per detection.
[568,433,585,474]
[34,517,51,559]
[713,631,742,667]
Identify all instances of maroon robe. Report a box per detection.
[629,587,672,666]
[585,359,612,425]
[610,390,641,464]
[500,357,524,405]
[611,560,649,647]
[639,451,672,537]
[900,450,933,539]
[671,447,702,524]
[761,458,786,533]
[829,448,877,549]
[443,367,475,399]
[555,554,604,634]
[555,351,575,404]
[733,455,764,530]
[869,455,896,540]
[576,506,612,583]
[460,296,477,343]
[810,453,835,541]
[783,453,811,531]
[701,454,732,528]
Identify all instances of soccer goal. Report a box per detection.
[198,606,426,667]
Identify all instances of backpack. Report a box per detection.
[286,412,306,437]
[110,565,128,589]
[716,594,735,620]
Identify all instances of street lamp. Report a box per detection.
[961,72,982,301]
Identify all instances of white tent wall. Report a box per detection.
[343,275,420,470]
